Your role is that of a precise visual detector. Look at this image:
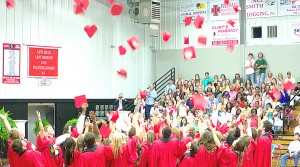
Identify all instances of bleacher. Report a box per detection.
[272,104,300,167]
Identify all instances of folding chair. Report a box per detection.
[272,144,283,167]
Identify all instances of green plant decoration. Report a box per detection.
[34,118,50,135]
[0,107,17,140]
[66,118,78,127]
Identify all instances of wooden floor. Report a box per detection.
[272,104,300,167]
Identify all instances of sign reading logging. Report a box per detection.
[28,47,58,77]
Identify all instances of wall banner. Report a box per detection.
[2,43,21,84]
[246,0,278,18]
[28,46,58,78]
[291,20,300,43]
[211,21,240,46]
[209,0,239,21]
[278,0,300,16]
[180,1,208,23]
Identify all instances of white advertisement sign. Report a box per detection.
[180,1,208,23]
[211,21,240,46]
[209,0,239,21]
[278,0,300,16]
[291,20,300,43]
[246,0,278,18]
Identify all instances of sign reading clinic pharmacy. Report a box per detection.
[246,0,277,18]
[180,1,208,24]
[211,21,240,46]
[209,0,239,21]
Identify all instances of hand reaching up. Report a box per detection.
[89,111,96,122]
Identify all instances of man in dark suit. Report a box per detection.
[113,93,127,111]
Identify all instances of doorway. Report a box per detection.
[27,103,55,145]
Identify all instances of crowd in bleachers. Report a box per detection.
[0,53,300,167]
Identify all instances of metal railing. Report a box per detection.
[282,89,300,134]
[124,67,176,112]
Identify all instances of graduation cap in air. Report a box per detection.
[110,3,123,16]
[183,46,196,60]
[117,68,127,78]
[162,31,172,42]
[74,0,89,14]
[6,0,16,9]
[226,44,235,53]
[140,90,146,99]
[84,24,98,38]
[74,95,88,109]
[198,36,207,46]
[194,14,204,29]
[109,109,119,123]
[118,45,127,56]
[127,36,140,51]
[184,16,193,26]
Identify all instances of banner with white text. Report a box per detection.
[211,21,240,46]
[180,1,208,23]
[291,20,300,43]
[246,0,277,18]
[278,0,300,16]
[209,0,239,21]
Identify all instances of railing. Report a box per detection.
[124,67,176,112]
[282,90,300,134]
[288,89,300,107]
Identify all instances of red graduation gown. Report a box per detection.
[77,145,108,167]
[242,137,256,167]
[8,140,34,167]
[178,136,193,158]
[68,150,80,167]
[127,136,142,166]
[109,143,131,167]
[36,136,64,167]
[18,150,45,167]
[217,144,239,167]
[178,155,196,167]
[254,133,272,167]
[137,141,150,167]
[195,145,217,167]
[148,138,180,167]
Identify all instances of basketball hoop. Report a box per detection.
[38,77,51,86]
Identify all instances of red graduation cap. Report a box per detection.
[284,81,295,92]
[194,14,204,29]
[184,37,189,45]
[74,95,88,108]
[117,68,127,78]
[194,133,201,140]
[109,109,119,123]
[74,0,89,14]
[99,124,111,138]
[224,0,229,4]
[107,0,114,4]
[118,45,127,56]
[127,36,140,51]
[292,0,299,4]
[227,19,236,27]
[110,3,123,16]
[233,4,241,13]
[140,90,147,99]
[184,16,193,26]
[198,36,207,46]
[269,89,281,101]
[183,46,196,60]
[6,0,16,8]
[192,94,207,111]
[84,24,98,38]
[162,31,172,42]
[226,44,235,53]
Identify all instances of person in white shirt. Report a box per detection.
[244,53,255,85]
[178,100,189,118]
[284,71,296,85]
[294,119,300,135]
[149,101,159,117]
[280,133,300,167]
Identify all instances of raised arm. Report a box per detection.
[209,125,221,148]
[36,110,45,140]
[77,103,87,134]
[90,111,101,143]
[0,114,12,132]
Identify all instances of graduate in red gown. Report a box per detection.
[108,132,130,167]
[148,126,181,167]
[137,131,156,167]
[35,111,64,167]
[126,127,142,166]
[64,138,80,167]
[77,132,109,167]
[195,130,217,167]
[241,134,257,167]
[178,141,199,167]
[11,139,45,167]
[0,113,33,167]
[254,120,273,167]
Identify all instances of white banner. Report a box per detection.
[246,0,277,18]
[209,0,239,21]
[291,20,300,43]
[180,1,208,23]
[278,0,300,16]
[211,21,240,46]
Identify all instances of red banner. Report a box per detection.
[2,43,21,84]
[28,47,58,77]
